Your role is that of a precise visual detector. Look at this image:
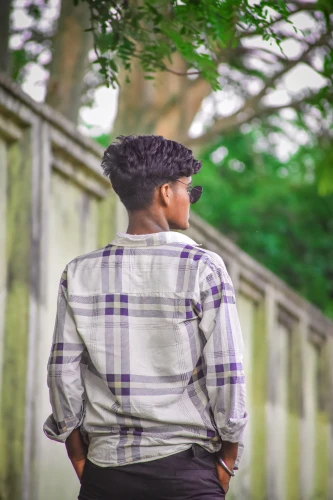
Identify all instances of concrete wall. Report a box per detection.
[0,75,332,500]
[0,76,121,500]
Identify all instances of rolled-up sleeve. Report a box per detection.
[43,266,86,443]
[198,254,248,469]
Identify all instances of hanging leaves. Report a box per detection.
[78,0,297,89]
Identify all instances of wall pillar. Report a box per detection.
[0,125,38,500]
[265,285,288,500]
[251,296,267,500]
[229,293,254,500]
[299,314,316,500]
[0,137,7,401]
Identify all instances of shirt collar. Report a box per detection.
[109,231,202,248]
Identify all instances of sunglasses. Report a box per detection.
[159,179,203,204]
[174,179,203,204]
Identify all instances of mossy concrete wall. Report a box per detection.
[0,75,332,500]
[0,132,33,500]
[0,76,118,500]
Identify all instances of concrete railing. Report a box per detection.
[0,75,332,500]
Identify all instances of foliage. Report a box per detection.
[6,0,333,316]
[94,132,111,148]
[76,0,297,89]
[191,128,333,318]
[9,0,54,83]
[80,0,333,191]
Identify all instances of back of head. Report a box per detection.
[101,135,202,211]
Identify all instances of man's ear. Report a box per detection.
[159,183,171,206]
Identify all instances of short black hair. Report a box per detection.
[101,135,202,211]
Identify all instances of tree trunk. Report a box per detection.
[45,0,93,124]
[112,54,211,145]
[0,0,12,75]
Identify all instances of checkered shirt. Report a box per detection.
[44,230,247,468]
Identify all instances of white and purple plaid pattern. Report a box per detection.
[44,231,247,468]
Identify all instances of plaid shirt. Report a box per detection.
[44,230,247,468]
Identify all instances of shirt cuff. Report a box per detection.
[219,411,248,442]
[219,411,248,470]
[43,407,85,443]
[233,440,244,470]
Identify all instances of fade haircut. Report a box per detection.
[101,135,202,211]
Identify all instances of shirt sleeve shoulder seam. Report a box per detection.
[198,251,228,286]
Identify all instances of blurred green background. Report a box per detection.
[1,1,332,316]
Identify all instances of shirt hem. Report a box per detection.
[87,444,193,468]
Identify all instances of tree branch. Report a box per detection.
[238,1,326,41]
[287,1,325,10]
[185,90,320,147]
[164,66,202,77]
[244,32,329,100]
[183,30,331,147]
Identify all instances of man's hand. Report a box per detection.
[215,440,239,495]
[65,428,88,482]
[215,460,231,494]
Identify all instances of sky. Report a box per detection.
[12,1,328,161]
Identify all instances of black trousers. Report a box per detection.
[78,445,226,500]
